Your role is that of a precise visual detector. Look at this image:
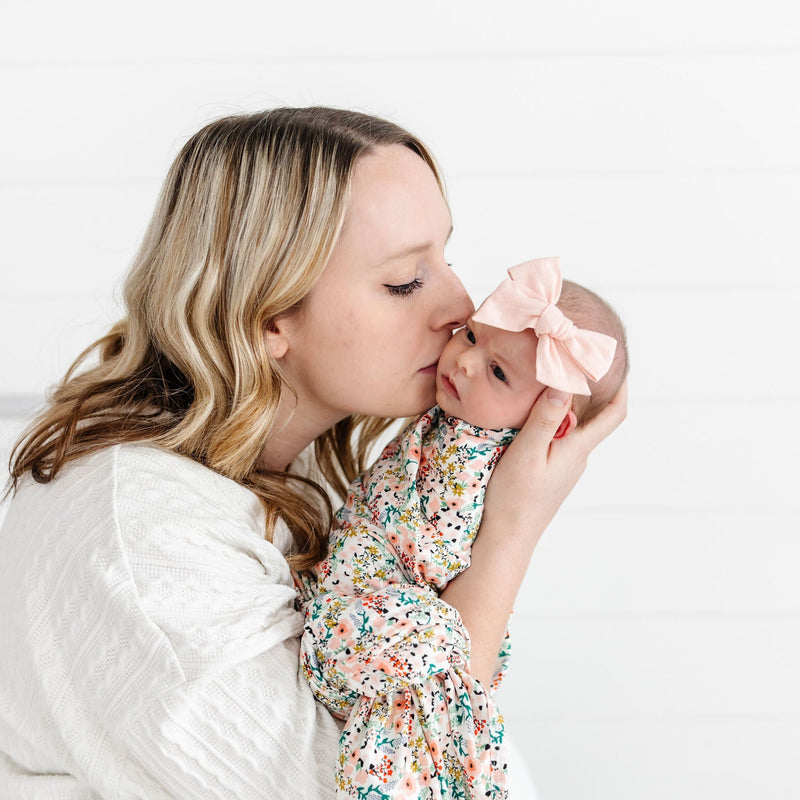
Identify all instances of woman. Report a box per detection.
[0,107,626,799]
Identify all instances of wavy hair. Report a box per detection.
[8,107,443,572]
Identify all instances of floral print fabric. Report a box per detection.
[299,407,516,799]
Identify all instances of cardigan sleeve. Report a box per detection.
[108,445,343,800]
[0,443,340,800]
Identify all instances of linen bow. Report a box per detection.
[471,256,617,395]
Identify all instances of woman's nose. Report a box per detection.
[432,265,474,331]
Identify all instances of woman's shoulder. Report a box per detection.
[7,441,281,568]
[108,443,294,575]
[111,441,264,520]
[4,442,301,676]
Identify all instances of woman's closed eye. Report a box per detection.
[385,277,423,297]
[466,327,476,344]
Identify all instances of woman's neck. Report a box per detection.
[259,391,342,472]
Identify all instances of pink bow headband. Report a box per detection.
[471,257,617,395]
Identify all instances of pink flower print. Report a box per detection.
[447,495,464,511]
[335,618,354,639]
[392,617,414,636]
[464,755,480,781]
[369,656,396,677]
[393,714,410,734]
[397,775,417,798]
[393,692,410,714]
[353,768,371,785]
[370,615,387,634]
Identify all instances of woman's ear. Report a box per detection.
[264,318,290,360]
[552,409,578,440]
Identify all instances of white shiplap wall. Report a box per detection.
[1,2,799,798]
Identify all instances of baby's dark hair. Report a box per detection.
[557,280,628,427]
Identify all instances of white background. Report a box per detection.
[1,2,799,797]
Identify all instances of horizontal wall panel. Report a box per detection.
[0,295,119,395]
[514,510,800,616]
[560,400,799,512]
[497,617,800,717]
[0,183,159,295]
[0,417,30,527]
[2,55,799,183]
[447,172,800,291]
[3,1,800,62]
[4,171,798,296]
[507,719,800,800]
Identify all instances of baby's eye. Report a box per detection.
[466,328,476,344]
[492,365,507,383]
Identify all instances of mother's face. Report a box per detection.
[272,144,473,424]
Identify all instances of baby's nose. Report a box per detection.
[456,350,475,376]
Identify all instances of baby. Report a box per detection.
[300,257,628,799]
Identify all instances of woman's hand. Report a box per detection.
[485,380,628,541]
[440,380,628,685]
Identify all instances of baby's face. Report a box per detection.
[436,319,546,429]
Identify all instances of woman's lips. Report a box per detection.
[418,361,439,375]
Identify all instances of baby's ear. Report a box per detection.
[552,409,578,440]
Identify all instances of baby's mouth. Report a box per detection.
[442,375,460,400]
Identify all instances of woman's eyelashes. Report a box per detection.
[466,327,476,344]
[385,277,423,297]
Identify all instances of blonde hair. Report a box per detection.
[558,281,629,427]
[8,107,443,572]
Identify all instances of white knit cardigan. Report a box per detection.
[0,443,341,799]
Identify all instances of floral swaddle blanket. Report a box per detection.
[299,406,516,799]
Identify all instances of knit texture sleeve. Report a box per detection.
[0,443,340,800]
[110,444,342,799]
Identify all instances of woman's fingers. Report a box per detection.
[513,388,575,458]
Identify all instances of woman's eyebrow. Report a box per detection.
[381,242,433,263]
[379,225,454,265]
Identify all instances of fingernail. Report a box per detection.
[547,389,569,407]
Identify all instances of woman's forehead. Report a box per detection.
[342,146,450,253]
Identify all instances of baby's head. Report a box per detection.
[435,258,628,433]
[555,280,628,428]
